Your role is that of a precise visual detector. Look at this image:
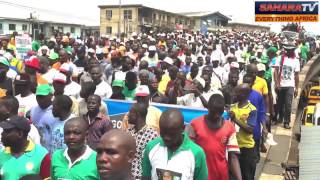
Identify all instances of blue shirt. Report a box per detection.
[31,105,58,151]
[248,89,265,140]
[181,65,191,75]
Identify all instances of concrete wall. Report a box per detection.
[0,20,30,35]
[100,7,139,36]
[0,19,82,37]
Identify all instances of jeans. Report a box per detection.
[277,87,294,124]
[239,148,257,180]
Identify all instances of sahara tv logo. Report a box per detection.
[255,1,319,22]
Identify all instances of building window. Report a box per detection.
[70,27,75,33]
[123,10,132,20]
[106,10,112,19]
[106,26,112,34]
[153,14,156,20]
[9,24,16,31]
[22,24,28,31]
[58,26,63,33]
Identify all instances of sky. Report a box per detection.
[0,0,319,34]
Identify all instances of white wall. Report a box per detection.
[0,20,30,35]
[0,19,82,38]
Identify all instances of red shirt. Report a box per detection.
[190,116,239,180]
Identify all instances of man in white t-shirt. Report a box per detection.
[274,43,300,129]
[14,73,38,117]
[59,63,81,99]
[90,65,112,99]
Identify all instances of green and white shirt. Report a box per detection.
[142,133,208,180]
[51,146,100,180]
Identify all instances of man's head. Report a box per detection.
[234,83,251,102]
[36,84,53,110]
[14,73,31,95]
[139,60,148,71]
[168,65,179,80]
[39,57,50,74]
[52,95,73,119]
[96,129,136,180]
[0,96,19,121]
[58,49,69,64]
[53,73,67,96]
[212,59,219,68]
[128,103,148,125]
[139,69,150,85]
[242,73,255,88]
[201,74,211,90]
[197,56,204,67]
[87,95,101,114]
[185,56,192,65]
[202,65,213,77]
[80,81,96,99]
[190,63,199,78]
[90,66,103,85]
[125,71,138,91]
[205,55,211,65]
[207,94,225,120]
[121,56,134,72]
[246,64,258,78]
[228,71,239,87]
[159,109,184,151]
[64,117,89,151]
[0,115,31,147]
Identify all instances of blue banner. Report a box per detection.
[104,99,208,124]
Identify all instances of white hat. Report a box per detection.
[131,32,137,37]
[163,57,173,65]
[53,72,67,84]
[142,44,148,49]
[257,48,263,53]
[230,62,239,69]
[49,37,56,43]
[148,45,157,51]
[237,57,245,63]
[135,85,150,97]
[229,45,235,49]
[257,63,266,72]
[88,48,95,54]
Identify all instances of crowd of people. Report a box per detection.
[0,28,316,179]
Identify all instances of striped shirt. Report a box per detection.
[84,112,113,150]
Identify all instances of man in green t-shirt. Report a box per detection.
[0,116,50,180]
[142,109,208,180]
[300,40,310,63]
[122,71,138,100]
[51,117,99,180]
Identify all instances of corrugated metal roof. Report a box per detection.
[299,126,320,180]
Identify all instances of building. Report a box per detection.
[0,17,84,38]
[180,11,231,31]
[98,4,233,37]
[227,22,270,32]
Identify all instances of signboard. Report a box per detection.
[255,1,319,22]
[15,35,32,60]
[104,99,208,129]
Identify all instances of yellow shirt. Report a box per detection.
[252,76,268,95]
[158,74,170,94]
[231,102,257,148]
[122,105,162,132]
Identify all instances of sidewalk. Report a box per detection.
[255,114,296,180]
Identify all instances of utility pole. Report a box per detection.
[118,0,121,38]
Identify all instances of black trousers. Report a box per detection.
[277,87,294,124]
[239,147,257,180]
